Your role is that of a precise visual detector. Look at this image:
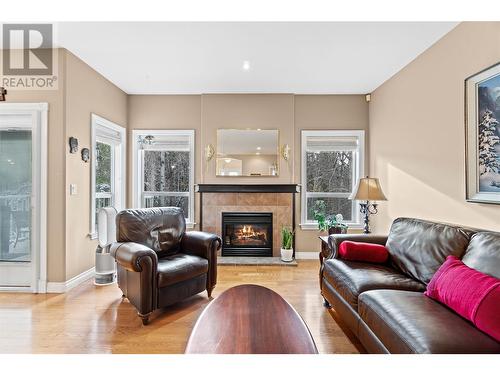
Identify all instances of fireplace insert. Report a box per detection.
[221,212,273,257]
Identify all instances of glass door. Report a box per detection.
[0,117,34,287]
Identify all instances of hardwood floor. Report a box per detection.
[0,260,361,354]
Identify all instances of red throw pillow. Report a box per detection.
[425,255,500,342]
[338,241,389,263]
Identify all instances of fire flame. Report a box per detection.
[241,225,256,238]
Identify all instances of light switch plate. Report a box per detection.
[70,184,77,195]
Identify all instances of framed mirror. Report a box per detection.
[216,129,279,176]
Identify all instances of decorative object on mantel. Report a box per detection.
[81,148,90,162]
[351,176,387,234]
[205,144,215,161]
[313,200,348,235]
[465,61,500,204]
[69,137,79,153]
[281,144,291,161]
[280,226,294,262]
[0,87,7,101]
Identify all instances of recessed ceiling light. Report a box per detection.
[242,60,251,71]
[256,147,261,150]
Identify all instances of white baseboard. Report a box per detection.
[295,251,319,260]
[0,286,33,292]
[46,267,95,293]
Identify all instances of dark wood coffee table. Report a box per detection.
[185,284,318,354]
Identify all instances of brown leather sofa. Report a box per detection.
[110,207,221,324]
[320,217,500,353]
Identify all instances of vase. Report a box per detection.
[280,248,294,262]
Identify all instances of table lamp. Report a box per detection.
[351,176,387,234]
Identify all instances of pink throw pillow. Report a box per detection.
[425,255,500,342]
[338,241,389,264]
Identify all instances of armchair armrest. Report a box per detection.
[181,231,221,295]
[110,242,158,318]
[181,231,222,260]
[326,234,388,260]
[110,242,158,272]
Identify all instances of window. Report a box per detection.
[301,130,364,229]
[133,130,195,227]
[90,114,126,238]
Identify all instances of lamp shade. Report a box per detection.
[351,177,387,201]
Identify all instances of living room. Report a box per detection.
[1,1,499,373]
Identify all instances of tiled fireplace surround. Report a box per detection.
[201,192,294,257]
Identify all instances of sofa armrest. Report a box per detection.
[326,234,388,260]
[181,231,221,293]
[110,242,158,272]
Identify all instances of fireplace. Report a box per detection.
[221,212,273,257]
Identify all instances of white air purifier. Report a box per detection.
[95,207,118,285]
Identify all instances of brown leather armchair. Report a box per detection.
[110,207,221,325]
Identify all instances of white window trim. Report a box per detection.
[90,114,126,239]
[300,130,365,230]
[132,129,195,229]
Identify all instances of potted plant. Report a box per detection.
[313,200,348,235]
[280,226,294,262]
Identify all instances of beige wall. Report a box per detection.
[64,50,127,280]
[201,94,295,184]
[0,50,66,282]
[128,93,368,252]
[294,95,369,251]
[369,22,500,234]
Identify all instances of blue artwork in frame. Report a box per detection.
[466,62,500,203]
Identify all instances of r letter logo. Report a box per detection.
[2,24,53,75]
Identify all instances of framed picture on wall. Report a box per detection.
[465,62,500,204]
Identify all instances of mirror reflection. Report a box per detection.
[216,129,279,176]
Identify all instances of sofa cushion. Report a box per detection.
[425,255,500,342]
[358,290,500,354]
[338,241,389,263]
[385,217,475,284]
[323,259,425,311]
[157,253,208,288]
[462,232,500,278]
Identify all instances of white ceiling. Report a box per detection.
[55,22,458,95]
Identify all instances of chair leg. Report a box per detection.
[207,286,215,299]
[138,313,151,325]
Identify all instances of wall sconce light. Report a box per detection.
[0,87,7,101]
[281,144,291,161]
[205,144,215,161]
